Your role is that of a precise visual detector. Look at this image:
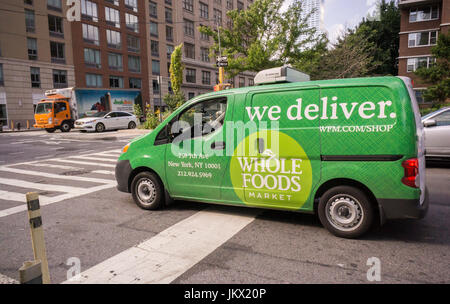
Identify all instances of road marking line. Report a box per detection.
[0,183,116,218]
[0,177,87,194]
[64,207,258,284]
[24,163,80,170]
[0,273,18,284]
[91,170,115,175]
[70,156,118,163]
[0,190,51,202]
[51,159,115,168]
[0,167,114,184]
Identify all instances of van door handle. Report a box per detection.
[257,138,264,153]
[211,141,225,150]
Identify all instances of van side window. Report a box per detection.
[174,98,227,139]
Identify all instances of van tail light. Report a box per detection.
[401,158,419,188]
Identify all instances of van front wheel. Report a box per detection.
[318,186,373,238]
[131,172,164,210]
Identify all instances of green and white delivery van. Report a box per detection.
[115,67,428,238]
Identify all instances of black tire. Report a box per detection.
[45,128,55,133]
[95,123,105,132]
[318,186,374,239]
[60,121,71,132]
[131,172,164,210]
[128,121,136,129]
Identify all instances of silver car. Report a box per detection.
[422,107,450,159]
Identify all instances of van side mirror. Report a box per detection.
[423,119,436,127]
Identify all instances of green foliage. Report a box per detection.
[169,44,184,95]
[415,33,450,106]
[133,103,143,120]
[142,104,159,130]
[198,0,326,78]
[163,91,186,111]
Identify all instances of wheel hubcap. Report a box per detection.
[326,195,363,231]
[137,179,156,205]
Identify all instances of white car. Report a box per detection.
[422,107,450,160]
[74,111,138,132]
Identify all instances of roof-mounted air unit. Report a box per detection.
[254,66,310,85]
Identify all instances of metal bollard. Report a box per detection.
[25,192,51,284]
[19,260,42,284]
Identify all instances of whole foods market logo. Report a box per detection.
[230,130,313,209]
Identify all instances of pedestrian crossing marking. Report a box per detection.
[51,159,115,168]
[69,156,118,163]
[0,177,88,194]
[0,190,51,203]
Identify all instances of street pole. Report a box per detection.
[158,75,163,122]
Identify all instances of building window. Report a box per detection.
[105,0,119,6]
[84,48,101,68]
[152,60,160,75]
[129,77,141,89]
[129,55,141,73]
[106,29,121,49]
[186,68,196,83]
[214,0,222,4]
[202,71,210,85]
[109,76,124,88]
[152,79,160,94]
[82,24,99,45]
[165,7,172,23]
[50,42,65,63]
[184,43,195,59]
[227,0,233,10]
[149,1,157,18]
[166,26,173,41]
[184,19,194,37]
[237,1,244,11]
[200,47,209,62]
[409,6,439,22]
[200,25,209,41]
[53,69,67,88]
[214,9,222,26]
[200,2,209,19]
[406,57,435,72]
[167,44,174,59]
[183,0,193,12]
[150,21,158,37]
[249,78,254,86]
[27,38,38,60]
[86,73,102,87]
[0,64,3,86]
[408,31,438,47]
[239,77,245,88]
[125,0,138,12]
[105,7,120,28]
[151,40,159,57]
[25,9,35,32]
[81,0,98,22]
[188,92,195,99]
[414,89,425,103]
[127,35,140,53]
[47,0,62,11]
[126,13,139,33]
[108,52,123,71]
[24,0,33,5]
[48,15,63,37]
[30,67,40,88]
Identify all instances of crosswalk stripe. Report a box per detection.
[0,183,116,218]
[64,207,259,284]
[0,190,51,202]
[92,170,115,175]
[51,159,115,168]
[0,177,86,194]
[25,163,80,170]
[70,156,118,163]
[0,167,114,184]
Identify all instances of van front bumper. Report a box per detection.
[378,188,429,221]
[115,159,132,193]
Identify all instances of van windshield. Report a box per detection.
[35,102,53,114]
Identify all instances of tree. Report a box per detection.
[199,0,326,78]
[163,43,186,111]
[415,33,450,107]
[308,26,380,80]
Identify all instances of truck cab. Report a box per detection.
[34,93,73,133]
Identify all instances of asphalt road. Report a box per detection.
[0,130,449,284]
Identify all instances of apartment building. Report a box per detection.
[398,0,449,103]
[0,0,76,129]
[71,0,150,105]
[145,0,256,111]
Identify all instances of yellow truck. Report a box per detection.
[33,89,74,133]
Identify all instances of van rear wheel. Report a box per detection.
[131,172,164,210]
[318,186,373,238]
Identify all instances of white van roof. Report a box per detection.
[254,66,310,85]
